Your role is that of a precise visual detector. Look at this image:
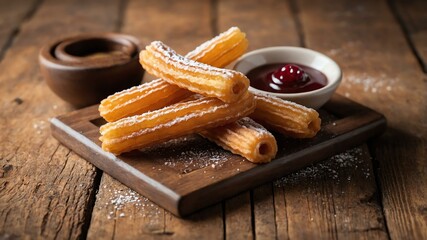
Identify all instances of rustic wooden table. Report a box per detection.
[1,0,426,239]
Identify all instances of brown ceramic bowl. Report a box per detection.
[39,33,144,108]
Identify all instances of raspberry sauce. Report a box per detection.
[247,63,327,93]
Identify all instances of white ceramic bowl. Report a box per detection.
[234,46,342,109]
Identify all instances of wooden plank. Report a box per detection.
[87,174,166,239]
[393,0,427,72]
[224,193,252,239]
[274,145,387,239]
[300,0,426,134]
[253,184,276,238]
[163,204,223,239]
[217,0,300,237]
[218,0,300,51]
[299,0,427,239]
[87,176,223,240]
[0,0,121,238]
[122,0,214,83]
[375,131,427,239]
[122,0,212,54]
[218,0,390,239]
[49,95,386,216]
[0,0,39,60]
[86,0,223,238]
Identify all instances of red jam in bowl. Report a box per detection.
[247,63,327,93]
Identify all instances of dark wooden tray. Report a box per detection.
[50,94,386,217]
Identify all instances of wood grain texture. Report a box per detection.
[219,0,389,239]
[375,131,427,239]
[217,1,299,238]
[89,173,224,240]
[124,0,213,82]
[163,204,223,239]
[87,174,166,239]
[0,0,121,238]
[224,193,252,239]
[253,184,276,238]
[50,95,385,217]
[393,0,427,72]
[122,0,211,54]
[298,0,427,238]
[0,0,39,60]
[217,0,300,50]
[300,0,426,137]
[86,0,224,238]
[274,145,387,239]
[1,0,424,238]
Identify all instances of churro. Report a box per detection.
[250,93,321,138]
[139,41,249,103]
[98,26,320,163]
[100,92,255,155]
[99,79,191,121]
[186,27,249,68]
[99,27,248,122]
[200,117,277,163]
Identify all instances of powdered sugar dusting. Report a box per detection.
[109,102,232,143]
[164,148,229,173]
[139,135,232,174]
[238,117,271,136]
[252,91,313,113]
[275,147,371,187]
[97,185,162,222]
[102,93,254,144]
[132,111,211,139]
[32,119,47,134]
[344,73,396,96]
[99,27,245,117]
[101,97,215,133]
[148,41,237,78]
[101,79,167,112]
[252,93,319,134]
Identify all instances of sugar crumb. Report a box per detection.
[98,187,162,221]
[275,147,371,187]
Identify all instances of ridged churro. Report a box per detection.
[250,93,321,138]
[99,79,191,121]
[100,92,255,154]
[139,41,249,103]
[200,117,277,163]
[186,27,249,68]
[98,26,321,163]
[99,27,248,122]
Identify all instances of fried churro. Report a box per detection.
[250,93,321,138]
[186,27,249,68]
[99,27,248,122]
[100,92,255,155]
[139,41,249,103]
[98,26,321,163]
[200,117,277,163]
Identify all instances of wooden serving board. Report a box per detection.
[50,94,386,217]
